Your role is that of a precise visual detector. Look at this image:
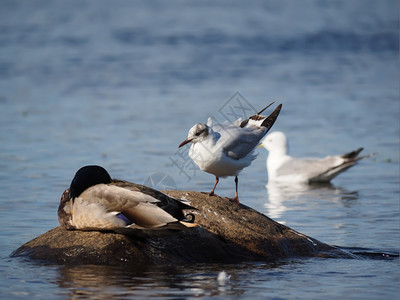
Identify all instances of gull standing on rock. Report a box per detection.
[179,103,282,203]
[259,131,372,183]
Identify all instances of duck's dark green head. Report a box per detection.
[69,165,112,199]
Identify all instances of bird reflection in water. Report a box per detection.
[265,181,359,224]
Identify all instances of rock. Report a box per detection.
[12,191,350,265]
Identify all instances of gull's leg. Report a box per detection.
[209,177,219,196]
[229,176,239,204]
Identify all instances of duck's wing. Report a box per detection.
[111,180,196,221]
[78,184,185,228]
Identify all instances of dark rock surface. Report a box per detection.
[12,191,350,265]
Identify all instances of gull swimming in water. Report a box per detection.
[259,131,372,183]
[179,103,282,203]
[58,165,197,235]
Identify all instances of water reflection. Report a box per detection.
[264,181,359,224]
[54,263,247,298]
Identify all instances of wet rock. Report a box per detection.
[12,191,349,265]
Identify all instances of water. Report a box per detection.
[0,0,398,299]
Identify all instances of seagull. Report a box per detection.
[259,131,372,183]
[178,103,282,203]
[58,165,197,235]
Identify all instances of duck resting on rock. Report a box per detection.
[58,165,198,235]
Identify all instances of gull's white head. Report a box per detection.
[260,131,288,154]
[179,123,210,148]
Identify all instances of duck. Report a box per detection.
[58,165,197,235]
[179,103,282,203]
[258,131,372,183]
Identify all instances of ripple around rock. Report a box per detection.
[11,191,350,265]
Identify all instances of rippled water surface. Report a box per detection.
[0,0,398,299]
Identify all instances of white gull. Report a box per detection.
[259,131,372,183]
[179,103,282,203]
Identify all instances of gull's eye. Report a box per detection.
[195,130,203,136]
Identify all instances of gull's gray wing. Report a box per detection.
[213,125,267,160]
[276,156,345,181]
[211,103,282,160]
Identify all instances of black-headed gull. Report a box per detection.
[58,165,197,235]
[259,131,372,183]
[179,103,282,203]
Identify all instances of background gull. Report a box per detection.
[259,131,373,183]
[179,103,282,203]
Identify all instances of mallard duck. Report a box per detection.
[178,103,282,203]
[58,165,197,235]
[259,131,372,183]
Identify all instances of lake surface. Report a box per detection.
[0,0,398,299]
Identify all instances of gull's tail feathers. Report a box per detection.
[341,148,374,163]
[310,148,373,183]
[240,103,282,130]
[260,104,282,130]
[256,102,275,115]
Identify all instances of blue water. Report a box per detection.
[0,0,398,299]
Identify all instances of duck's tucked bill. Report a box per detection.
[58,165,198,236]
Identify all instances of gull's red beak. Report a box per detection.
[178,138,192,148]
